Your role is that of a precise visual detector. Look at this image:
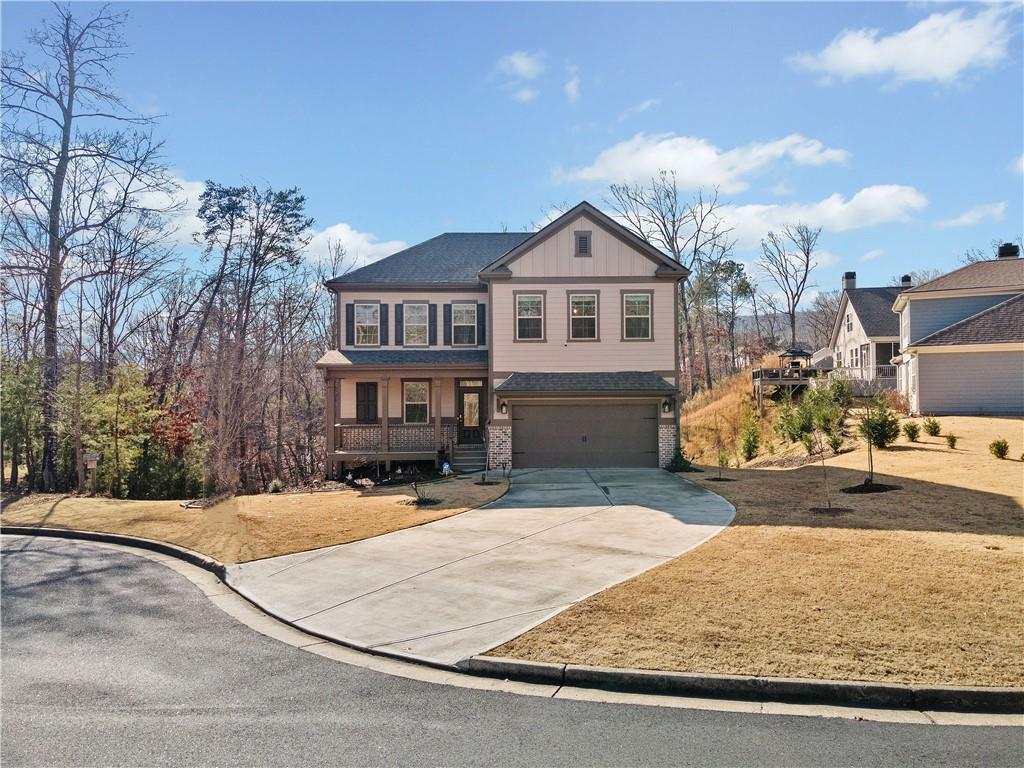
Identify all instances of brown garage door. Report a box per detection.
[511,402,659,468]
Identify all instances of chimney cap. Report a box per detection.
[997,242,1020,260]
[900,274,912,287]
[843,271,856,279]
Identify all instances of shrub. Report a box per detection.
[827,429,844,454]
[717,450,730,468]
[666,442,692,472]
[902,422,920,442]
[858,400,900,450]
[268,478,284,494]
[800,432,816,455]
[880,390,911,414]
[739,416,760,462]
[945,434,958,449]
[775,398,812,444]
[922,416,941,437]
[826,379,854,413]
[989,439,1010,460]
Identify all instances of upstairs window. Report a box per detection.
[403,381,429,424]
[354,303,380,346]
[516,294,544,340]
[574,231,592,257]
[452,303,477,346]
[569,293,597,340]
[403,303,428,346]
[623,293,651,340]
[845,313,852,332]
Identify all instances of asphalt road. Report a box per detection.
[2,536,1020,768]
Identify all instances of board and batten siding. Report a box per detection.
[509,214,656,278]
[907,294,1017,344]
[918,350,1024,416]
[336,289,487,349]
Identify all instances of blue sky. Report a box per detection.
[4,1,1023,295]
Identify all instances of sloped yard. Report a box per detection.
[1,478,508,563]
[493,416,1024,686]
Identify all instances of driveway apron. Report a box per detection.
[227,469,735,665]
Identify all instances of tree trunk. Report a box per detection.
[679,288,699,397]
[789,311,797,348]
[695,302,714,391]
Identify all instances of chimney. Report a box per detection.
[900,274,913,289]
[997,242,1020,260]
[842,271,856,291]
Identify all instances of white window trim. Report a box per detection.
[354,303,380,347]
[622,292,652,340]
[569,293,598,340]
[845,313,852,332]
[402,381,430,425]
[515,294,545,341]
[451,302,477,346]
[403,303,429,347]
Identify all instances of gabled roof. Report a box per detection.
[326,232,531,287]
[494,371,676,395]
[902,258,1024,295]
[478,201,688,279]
[829,286,902,347]
[315,349,487,368]
[911,294,1024,347]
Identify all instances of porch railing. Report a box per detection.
[829,365,897,381]
[752,367,822,382]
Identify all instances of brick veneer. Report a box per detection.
[389,425,435,451]
[658,423,678,469]
[339,425,381,451]
[487,424,512,470]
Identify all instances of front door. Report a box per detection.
[457,382,483,444]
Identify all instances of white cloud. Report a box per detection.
[617,98,660,122]
[771,181,795,197]
[815,249,841,268]
[723,185,929,249]
[1015,154,1024,175]
[860,248,884,262]
[307,222,406,267]
[561,132,849,192]
[792,5,1016,85]
[496,51,545,81]
[564,66,580,102]
[935,201,1007,229]
[512,87,539,103]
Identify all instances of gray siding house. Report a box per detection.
[893,244,1024,416]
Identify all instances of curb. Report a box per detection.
[1,525,226,579]
[459,656,1024,715]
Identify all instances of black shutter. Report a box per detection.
[428,304,437,345]
[443,303,452,346]
[394,304,404,347]
[380,304,389,345]
[345,303,354,346]
[476,302,486,347]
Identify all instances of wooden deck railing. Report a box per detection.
[751,367,823,383]
[829,365,897,381]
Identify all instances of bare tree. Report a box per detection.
[2,5,179,490]
[807,289,840,350]
[758,224,820,348]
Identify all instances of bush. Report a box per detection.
[717,450,731,469]
[858,400,900,449]
[902,422,920,442]
[826,379,854,413]
[945,434,958,449]
[666,442,692,472]
[268,478,284,493]
[739,416,760,462]
[880,390,911,414]
[922,416,941,437]
[827,429,844,454]
[989,439,1010,460]
[800,432,816,455]
[775,398,812,444]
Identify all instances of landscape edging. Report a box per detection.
[461,656,1024,714]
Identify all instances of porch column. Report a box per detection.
[433,377,442,453]
[380,377,390,452]
[324,373,334,476]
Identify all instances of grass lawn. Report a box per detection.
[1,477,508,563]
[494,416,1024,687]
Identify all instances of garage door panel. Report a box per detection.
[919,351,1024,415]
[511,402,658,468]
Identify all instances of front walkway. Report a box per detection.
[227,469,735,665]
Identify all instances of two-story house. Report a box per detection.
[827,271,910,393]
[892,243,1023,415]
[316,202,689,476]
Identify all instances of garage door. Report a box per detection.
[511,402,659,468]
[919,351,1024,415]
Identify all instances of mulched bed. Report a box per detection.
[808,507,853,515]
[840,482,902,494]
[705,477,736,482]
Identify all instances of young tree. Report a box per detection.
[758,224,820,348]
[1,5,178,490]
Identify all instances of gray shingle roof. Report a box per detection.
[495,371,676,395]
[327,233,532,286]
[903,258,1024,294]
[846,287,902,337]
[913,293,1024,347]
[316,349,487,367]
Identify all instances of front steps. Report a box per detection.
[452,444,487,475]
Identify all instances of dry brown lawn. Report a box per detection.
[1,477,508,563]
[494,416,1024,687]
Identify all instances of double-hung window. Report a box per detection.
[622,293,651,340]
[354,303,379,346]
[403,381,429,424]
[845,313,852,332]
[452,303,477,346]
[569,293,597,340]
[515,294,544,340]
[403,303,428,346]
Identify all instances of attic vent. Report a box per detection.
[574,231,592,257]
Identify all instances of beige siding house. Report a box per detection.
[317,202,688,475]
[892,244,1024,416]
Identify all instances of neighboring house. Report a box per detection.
[892,244,1024,416]
[827,271,910,393]
[316,201,689,475]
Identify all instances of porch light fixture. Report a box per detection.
[662,397,675,414]
[499,400,508,415]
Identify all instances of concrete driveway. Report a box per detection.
[227,469,734,665]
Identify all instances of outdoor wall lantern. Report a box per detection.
[499,400,508,415]
[662,397,675,414]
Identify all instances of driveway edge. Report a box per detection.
[459,656,1024,715]
[7,526,1021,715]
